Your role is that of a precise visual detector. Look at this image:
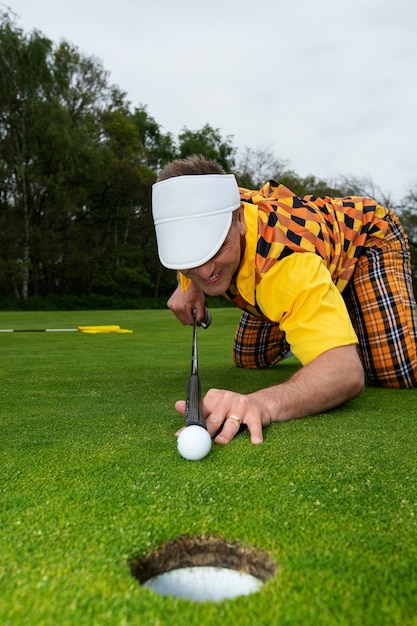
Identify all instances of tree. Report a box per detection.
[3,10,409,307]
[63,107,155,297]
[334,174,394,208]
[131,105,177,173]
[0,12,246,305]
[398,187,417,243]
[235,146,288,188]
[0,13,55,300]
[0,11,154,302]
[178,124,236,171]
[395,185,417,292]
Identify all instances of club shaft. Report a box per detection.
[184,314,206,428]
[191,316,198,376]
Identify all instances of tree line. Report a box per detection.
[1,10,416,309]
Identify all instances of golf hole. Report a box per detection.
[129,535,277,602]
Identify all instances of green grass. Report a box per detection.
[1,308,416,626]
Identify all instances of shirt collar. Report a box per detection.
[235,203,258,305]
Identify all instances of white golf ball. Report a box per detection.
[177,425,212,461]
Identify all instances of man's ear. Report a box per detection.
[237,204,246,235]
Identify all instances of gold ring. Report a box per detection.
[228,415,241,424]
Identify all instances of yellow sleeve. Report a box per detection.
[255,253,358,364]
[179,272,191,291]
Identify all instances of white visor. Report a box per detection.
[152,174,241,270]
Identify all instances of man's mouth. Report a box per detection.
[202,272,221,284]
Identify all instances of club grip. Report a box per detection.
[184,373,206,428]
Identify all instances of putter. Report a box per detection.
[184,309,211,429]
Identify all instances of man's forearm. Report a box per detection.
[248,345,365,422]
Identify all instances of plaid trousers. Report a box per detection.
[232,211,417,388]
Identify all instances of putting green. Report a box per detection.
[1,309,416,625]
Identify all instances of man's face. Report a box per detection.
[181,206,246,296]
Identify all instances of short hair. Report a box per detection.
[157,154,226,182]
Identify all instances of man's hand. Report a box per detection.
[167,279,206,326]
[176,389,270,445]
[175,344,364,445]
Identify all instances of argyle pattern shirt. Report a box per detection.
[225,180,389,316]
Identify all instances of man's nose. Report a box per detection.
[192,261,216,279]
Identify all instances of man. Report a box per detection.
[152,155,417,445]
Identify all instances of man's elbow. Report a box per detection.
[349,363,365,399]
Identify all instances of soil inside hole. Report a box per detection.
[129,535,277,596]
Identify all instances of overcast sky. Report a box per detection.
[6,0,417,201]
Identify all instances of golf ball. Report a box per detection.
[177,425,212,461]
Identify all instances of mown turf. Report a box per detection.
[1,309,416,625]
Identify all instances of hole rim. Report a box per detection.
[129,535,278,587]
